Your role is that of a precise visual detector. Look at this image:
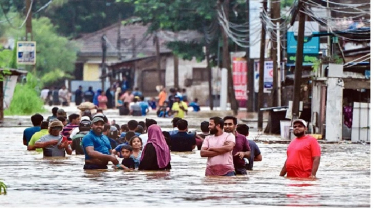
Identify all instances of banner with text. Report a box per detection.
[254,60,273,93]
[232,57,247,100]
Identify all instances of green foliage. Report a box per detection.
[41,68,74,85]
[166,41,205,61]
[281,0,295,8]
[0,49,12,68]
[0,180,7,194]
[4,73,46,116]
[9,41,17,69]
[3,16,78,79]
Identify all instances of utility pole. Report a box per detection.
[206,45,213,110]
[117,14,122,61]
[101,35,107,91]
[257,0,267,131]
[221,0,238,115]
[25,0,35,74]
[246,0,254,112]
[173,54,179,89]
[173,34,179,89]
[271,0,280,107]
[155,34,162,86]
[292,0,306,120]
[25,0,33,41]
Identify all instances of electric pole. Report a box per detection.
[246,0,254,112]
[155,34,162,86]
[25,0,32,41]
[271,0,280,107]
[257,0,267,131]
[220,0,238,115]
[101,35,107,91]
[292,0,306,120]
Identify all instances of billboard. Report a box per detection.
[232,57,247,100]
[17,41,36,65]
[254,60,274,93]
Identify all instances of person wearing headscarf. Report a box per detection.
[93,89,102,106]
[138,124,171,170]
[105,87,114,109]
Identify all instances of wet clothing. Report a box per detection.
[245,140,261,170]
[114,143,129,158]
[139,133,148,150]
[28,129,49,152]
[46,115,57,122]
[202,132,235,176]
[131,151,142,168]
[170,132,196,152]
[139,125,171,170]
[232,132,251,175]
[130,102,142,116]
[75,89,83,106]
[105,88,114,109]
[148,100,157,110]
[98,95,108,109]
[189,101,200,112]
[71,131,89,155]
[158,91,167,107]
[286,135,321,178]
[36,134,66,157]
[121,158,135,169]
[23,126,41,145]
[52,89,60,105]
[139,101,149,116]
[62,124,79,140]
[171,101,188,119]
[196,133,210,150]
[84,90,95,102]
[83,164,107,170]
[138,143,171,170]
[81,130,111,161]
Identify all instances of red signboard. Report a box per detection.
[232,57,247,100]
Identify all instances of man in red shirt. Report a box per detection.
[280,119,321,179]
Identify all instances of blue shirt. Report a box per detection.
[246,140,261,170]
[120,132,141,138]
[189,102,200,112]
[139,101,149,116]
[82,130,112,160]
[114,143,129,157]
[23,126,41,145]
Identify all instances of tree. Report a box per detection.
[4,16,78,78]
[1,0,134,38]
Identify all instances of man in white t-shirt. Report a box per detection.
[200,117,236,176]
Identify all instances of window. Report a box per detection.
[192,68,209,82]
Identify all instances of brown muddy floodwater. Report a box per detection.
[0,127,370,207]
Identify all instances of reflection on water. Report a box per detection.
[0,127,370,207]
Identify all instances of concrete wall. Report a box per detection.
[164,57,221,106]
[325,78,344,141]
[83,63,100,81]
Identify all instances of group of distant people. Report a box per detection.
[23,107,320,178]
[156,86,200,118]
[40,85,70,107]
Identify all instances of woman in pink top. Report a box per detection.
[98,91,108,110]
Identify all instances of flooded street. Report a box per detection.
[0,127,370,207]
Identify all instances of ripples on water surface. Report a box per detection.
[0,128,370,207]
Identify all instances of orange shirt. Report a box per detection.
[286,135,321,178]
[158,91,167,106]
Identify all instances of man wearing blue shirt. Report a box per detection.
[23,113,44,147]
[138,96,149,116]
[82,114,119,169]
